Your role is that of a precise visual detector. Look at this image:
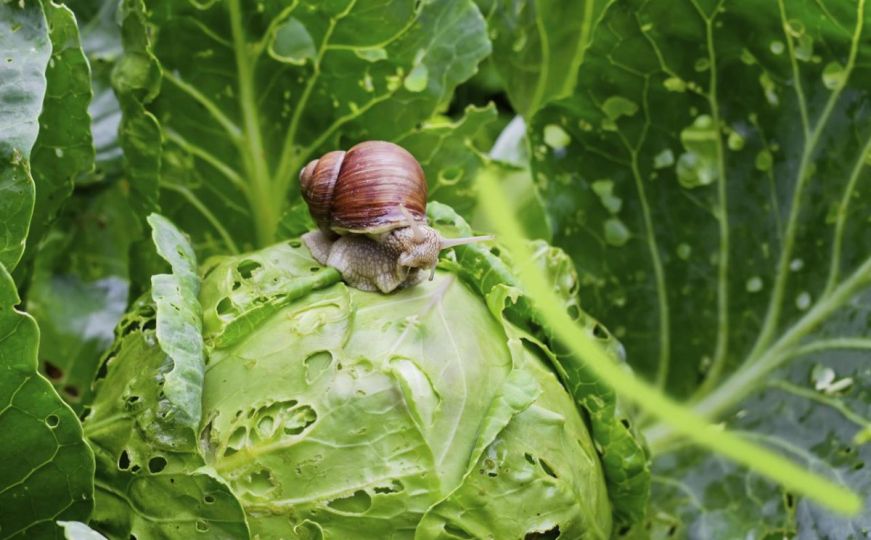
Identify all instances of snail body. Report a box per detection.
[299,141,491,293]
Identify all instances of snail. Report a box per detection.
[299,140,493,293]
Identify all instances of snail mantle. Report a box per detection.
[299,140,492,293]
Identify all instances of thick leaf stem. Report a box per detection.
[228,0,276,246]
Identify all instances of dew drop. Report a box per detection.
[54,148,64,158]
[403,63,428,92]
[770,41,785,55]
[790,258,804,271]
[604,218,631,247]
[745,276,763,293]
[795,291,811,311]
[727,131,745,151]
[653,149,674,169]
[755,149,773,172]
[676,243,691,260]
[822,62,845,90]
[663,77,686,92]
[543,124,571,150]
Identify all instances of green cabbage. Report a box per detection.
[83,208,647,539]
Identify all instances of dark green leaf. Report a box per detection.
[26,184,140,410]
[24,1,95,259]
[529,0,871,531]
[484,0,603,116]
[397,104,497,215]
[0,1,49,271]
[117,0,491,253]
[0,263,94,539]
[85,300,249,539]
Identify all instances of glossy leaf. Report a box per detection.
[24,1,94,260]
[26,185,140,410]
[0,263,94,539]
[430,202,650,526]
[146,213,204,447]
[528,0,871,531]
[0,1,49,271]
[115,0,491,253]
[84,298,250,539]
[482,0,602,117]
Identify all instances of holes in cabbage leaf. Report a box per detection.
[309,266,320,272]
[592,323,609,340]
[216,297,235,316]
[327,490,371,513]
[288,240,301,248]
[226,426,247,456]
[237,259,261,279]
[118,450,131,470]
[373,480,404,495]
[304,351,333,383]
[539,458,558,479]
[148,456,167,473]
[64,385,80,399]
[44,361,63,380]
[196,520,209,533]
[203,494,216,504]
[443,524,474,539]
[525,525,560,539]
[45,415,59,428]
[284,405,317,435]
[232,280,241,291]
[524,453,536,466]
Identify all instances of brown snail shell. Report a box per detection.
[299,140,427,234]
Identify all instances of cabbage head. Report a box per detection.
[83,207,648,539]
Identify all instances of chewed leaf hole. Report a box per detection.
[204,494,216,504]
[216,297,235,316]
[288,240,302,248]
[592,323,609,339]
[244,469,275,496]
[525,525,560,539]
[148,456,167,473]
[118,450,131,470]
[45,414,59,427]
[257,415,275,438]
[226,426,247,455]
[237,259,262,279]
[373,480,404,495]
[327,490,371,513]
[524,453,536,465]
[196,520,209,533]
[309,266,320,272]
[44,361,63,380]
[539,458,558,478]
[284,405,317,435]
[443,524,474,539]
[304,351,333,383]
[64,385,80,399]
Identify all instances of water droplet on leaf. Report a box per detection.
[543,124,571,150]
[604,218,630,247]
[795,291,811,310]
[822,61,845,90]
[746,276,763,292]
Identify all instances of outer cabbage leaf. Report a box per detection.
[529,0,871,533]
[0,1,49,271]
[21,1,95,262]
[0,263,94,539]
[114,0,492,254]
[429,202,650,527]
